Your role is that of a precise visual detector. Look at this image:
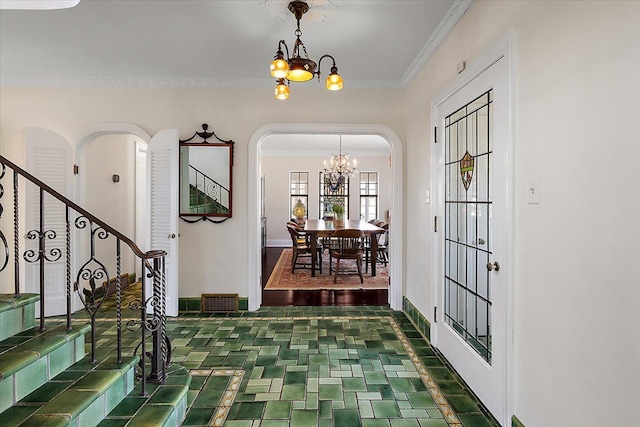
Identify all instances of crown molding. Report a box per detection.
[400,0,475,88]
[0,75,404,89]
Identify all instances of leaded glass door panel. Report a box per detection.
[433,52,510,424]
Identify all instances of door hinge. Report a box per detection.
[434,306,438,323]
[434,216,438,232]
[73,164,79,175]
[434,126,438,143]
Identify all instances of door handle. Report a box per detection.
[486,261,500,272]
[168,233,176,239]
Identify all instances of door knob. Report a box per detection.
[168,233,176,239]
[486,261,500,272]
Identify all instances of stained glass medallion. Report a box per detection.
[460,151,474,191]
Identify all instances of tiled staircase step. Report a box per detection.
[98,364,191,427]
[0,323,90,413]
[0,294,39,341]
[4,355,139,427]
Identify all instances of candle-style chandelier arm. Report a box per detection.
[274,40,290,61]
[316,54,337,80]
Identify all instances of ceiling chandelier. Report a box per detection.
[322,135,357,192]
[270,0,343,100]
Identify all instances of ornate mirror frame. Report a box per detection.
[179,124,234,223]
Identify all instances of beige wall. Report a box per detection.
[403,1,640,426]
[84,134,137,277]
[261,155,391,245]
[1,1,639,425]
[0,87,404,297]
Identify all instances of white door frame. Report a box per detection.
[430,30,515,425]
[247,123,404,311]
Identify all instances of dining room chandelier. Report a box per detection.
[270,0,343,100]
[322,135,357,192]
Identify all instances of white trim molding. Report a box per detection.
[248,123,405,311]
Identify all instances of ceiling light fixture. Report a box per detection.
[270,0,343,100]
[0,0,80,9]
[322,135,356,192]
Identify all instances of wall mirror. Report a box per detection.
[179,124,234,223]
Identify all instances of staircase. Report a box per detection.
[0,155,190,426]
[189,184,229,215]
[0,294,190,427]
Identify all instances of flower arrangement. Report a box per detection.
[332,203,345,220]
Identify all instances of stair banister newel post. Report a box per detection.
[148,256,167,384]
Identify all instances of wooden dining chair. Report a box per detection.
[328,229,365,283]
[365,223,389,273]
[287,224,322,273]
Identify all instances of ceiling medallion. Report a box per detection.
[262,0,337,23]
[269,0,343,100]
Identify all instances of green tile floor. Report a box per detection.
[67,294,499,427]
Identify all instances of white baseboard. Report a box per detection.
[267,239,291,247]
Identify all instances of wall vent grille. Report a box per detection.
[201,294,238,313]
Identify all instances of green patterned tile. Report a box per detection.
[390,419,421,427]
[363,419,392,427]
[51,298,499,426]
[291,409,319,427]
[181,407,214,425]
[372,401,401,418]
[407,393,437,409]
[319,384,342,401]
[334,408,361,426]
[447,394,480,412]
[281,384,306,400]
[264,401,292,419]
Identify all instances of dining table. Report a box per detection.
[303,219,386,277]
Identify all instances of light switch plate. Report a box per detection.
[527,176,540,204]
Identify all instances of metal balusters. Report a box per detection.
[0,155,170,399]
[66,206,72,330]
[38,188,45,332]
[116,239,122,364]
[140,259,148,395]
[0,164,9,275]
[14,169,20,295]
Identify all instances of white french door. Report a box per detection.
[433,46,512,424]
[147,129,179,317]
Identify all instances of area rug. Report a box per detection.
[265,248,389,290]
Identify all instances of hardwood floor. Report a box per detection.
[261,247,389,307]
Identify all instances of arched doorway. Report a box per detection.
[74,123,151,293]
[248,123,404,311]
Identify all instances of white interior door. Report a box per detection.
[433,53,511,424]
[25,127,73,317]
[147,129,179,316]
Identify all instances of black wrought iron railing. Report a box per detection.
[188,165,230,214]
[0,155,169,395]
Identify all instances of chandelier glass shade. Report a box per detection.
[322,136,357,192]
[270,1,343,99]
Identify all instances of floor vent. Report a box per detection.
[201,294,238,313]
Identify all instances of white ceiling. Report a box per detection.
[0,0,473,88]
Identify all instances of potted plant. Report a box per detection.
[332,203,345,226]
